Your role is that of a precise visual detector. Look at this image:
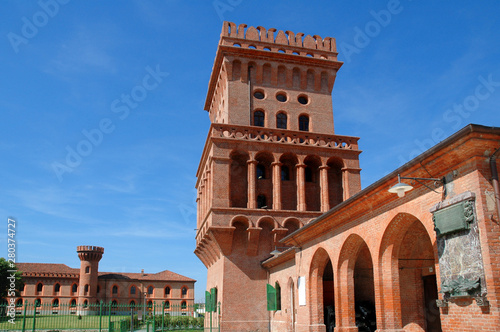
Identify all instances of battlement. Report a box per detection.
[220,21,337,56]
[77,245,104,261]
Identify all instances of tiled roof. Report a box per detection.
[98,270,195,282]
[15,263,195,282]
[16,263,79,277]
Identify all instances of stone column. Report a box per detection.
[272,162,282,210]
[247,160,258,209]
[296,164,306,211]
[319,165,330,212]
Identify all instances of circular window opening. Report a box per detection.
[253,91,265,100]
[276,93,287,102]
[298,96,308,105]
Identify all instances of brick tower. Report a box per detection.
[77,245,104,313]
[195,22,361,331]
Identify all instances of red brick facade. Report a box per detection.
[196,22,500,332]
[16,246,196,315]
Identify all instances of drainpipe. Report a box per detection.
[490,146,500,221]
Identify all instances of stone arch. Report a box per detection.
[230,215,251,228]
[304,155,321,211]
[336,234,375,330]
[280,153,298,210]
[229,150,249,208]
[327,157,344,208]
[283,217,301,237]
[257,216,278,229]
[378,213,439,331]
[309,247,334,327]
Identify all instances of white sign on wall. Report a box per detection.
[298,276,306,306]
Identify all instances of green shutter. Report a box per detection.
[210,287,218,312]
[205,291,213,312]
[267,284,277,311]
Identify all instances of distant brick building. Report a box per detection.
[16,246,196,314]
[195,22,500,331]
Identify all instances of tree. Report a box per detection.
[0,258,24,300]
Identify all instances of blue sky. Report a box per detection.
[1,1,499,302]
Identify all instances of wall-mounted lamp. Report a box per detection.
[388,174,443,197]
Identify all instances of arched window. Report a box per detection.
[35,299,41,307]
[256,164,266,180]
[305,167,313,182]
[16,299,23,307]
[85,266,90,273]
[181,301,187,309]
[54,283,60,294]
[148,286,154,295]
[299,115,309,131]
[71,284,78,293]
[111,300,117,308]
[130,301,136,307]
[281,166,290,181]
[147,301,153,308]
[257,195,267,209]
[275,282,281,311]
[52,299,59,307]
[112,285,118,294]
[36,283,43,294]
[97,285,100,293]
[70,299,77,307]
[84,300,88,308]
[165,301,170,309]
[84,284,89,294]
[181,287,188,296]
[276,113,287,129]
[253,110,265,127]
[164,286,171,296]
[130,286,136,295]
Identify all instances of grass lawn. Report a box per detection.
[0,314,129,330]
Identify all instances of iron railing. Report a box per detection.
[0,301,205,331]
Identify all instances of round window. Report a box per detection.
[253,91,265,99]
[276,93,287,102]
[298,95,308,105]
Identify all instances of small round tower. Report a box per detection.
[76,246,104,310]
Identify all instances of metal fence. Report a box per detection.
[0,301,206,331]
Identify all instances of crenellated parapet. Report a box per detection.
[77,245,104,262]
[221,21,337,58]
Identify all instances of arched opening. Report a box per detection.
[230,151,249,208]
[354,242,376,331]
[276,112,287,129]
[306,69,315,90]
[288,278,296,331]
[256,152,273,208]
[283,218,300,237]
[321,71,329,92]
[327,157,344,208]
[299,114,310,132]
[304,155,321,211]
[253,110,265,127]
[280,153,298,211]
[309,248,335,330]
[54,283,61,294]
[231,219,249,255]
[378,213,441,331]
